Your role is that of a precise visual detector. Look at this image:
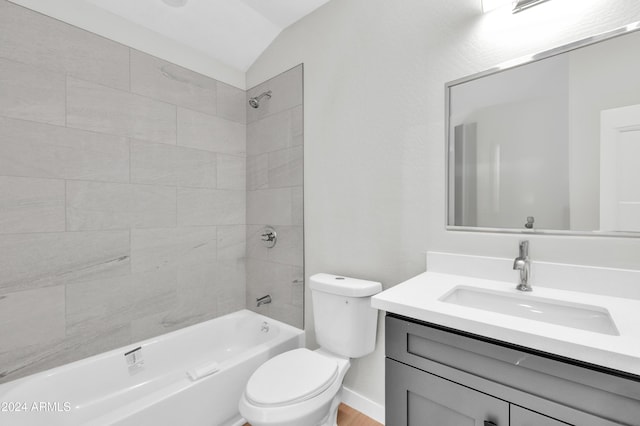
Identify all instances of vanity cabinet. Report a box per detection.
[510,406,568,426]
[385,314,640,426]
[387,358,509,425]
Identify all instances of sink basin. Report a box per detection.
[440,286,620,336]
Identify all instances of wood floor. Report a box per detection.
[243,403,382,426]
[337,403,383,426]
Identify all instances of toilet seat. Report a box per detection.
[245,348,339,407]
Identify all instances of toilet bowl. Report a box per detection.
[239,274,382,426]
[238,348,350,426]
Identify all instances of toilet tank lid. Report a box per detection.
[310,273,382,297]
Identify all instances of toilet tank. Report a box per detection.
[310,273,382,358]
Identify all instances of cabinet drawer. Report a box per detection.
[510,406,570,426]
[386,358,509,426]
[386,314,639,425]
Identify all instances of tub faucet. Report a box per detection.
[256,295,272,307]
[513,240,531,292]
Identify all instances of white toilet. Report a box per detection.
[238,273,382,426]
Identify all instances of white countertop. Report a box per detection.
[372,271,640,377]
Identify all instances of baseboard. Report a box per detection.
[341,386,385,424]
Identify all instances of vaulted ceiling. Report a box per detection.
[8,0,330,87]
[82,0,330,71]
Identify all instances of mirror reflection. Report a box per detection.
[447,26,640,235]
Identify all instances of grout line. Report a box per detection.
[0,112,246,157]
[64,74,68,127]
[0,172,249,191]
[64,179,68,232]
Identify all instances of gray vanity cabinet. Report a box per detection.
[386,358,509,425]
[510,406,568,426]
[385,314,640,426]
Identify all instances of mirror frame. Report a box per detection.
[445,21,640,238]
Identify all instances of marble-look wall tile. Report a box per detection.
[0,58,65,125]
[213,260,247,316]
[178,188,245,226]
[0,286,65,351]
[245,64,303,330]
[177,147,218,189]
[130,140,218,188]
[0,323,131,383]
[247,188,293,225]
[247,64,303,124]
[0,230,130,293]
[292,186,303,226]
[66,181,176,231]
[131,226,218,273]
[0,1,129,90]
[217,225,246,260]
[247,106,303,156]
[217,155,246,190]
[246,154,269,190]
[130,140,176,186]
[268,145,303,188]
[66,270,178,335]
[246,225,269,262]
[0,117,129,182]
[247,259,303,328]
[130,50,217,115]
[217,81,246,124]
[67,77,177,145]
[177,107,245,155]
[0,176,65,234]
[271,226,304,267]
[246,225,302,267]
[131,263,225,341]
[0,0,259,382]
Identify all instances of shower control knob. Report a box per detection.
[260,226,277,248]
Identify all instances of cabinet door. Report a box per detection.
[511,405,571,426]
[386,358,509,426]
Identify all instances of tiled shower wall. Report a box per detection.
[0,0,248,383]
[246,66,304,329]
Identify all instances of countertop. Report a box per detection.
[371,272,640,377]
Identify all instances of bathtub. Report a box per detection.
[0,310,304,426]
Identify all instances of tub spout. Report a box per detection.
[256,295,272,307]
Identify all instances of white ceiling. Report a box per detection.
[81,0,330,72]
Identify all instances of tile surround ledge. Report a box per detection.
[372,251,640,377]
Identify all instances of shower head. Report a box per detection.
[249,90,272,109]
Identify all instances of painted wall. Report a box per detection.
[0,0,247,383]
[247,0,640,409]
[246,65,305,328]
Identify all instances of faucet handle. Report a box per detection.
[519,240,529,257]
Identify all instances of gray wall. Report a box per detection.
[0,0,247,383]
[246,65,304,329]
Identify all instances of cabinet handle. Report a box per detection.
[484,422,497,426]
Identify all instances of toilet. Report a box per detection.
[238,273,382,426]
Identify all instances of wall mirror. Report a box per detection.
[446,23,640,236]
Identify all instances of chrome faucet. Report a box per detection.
[256,295,272,307]
[513,240,532,292]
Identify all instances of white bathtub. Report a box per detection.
[0,310,304,426]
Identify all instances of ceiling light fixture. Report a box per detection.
[512,0,551,13]
[162,0,188,7]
